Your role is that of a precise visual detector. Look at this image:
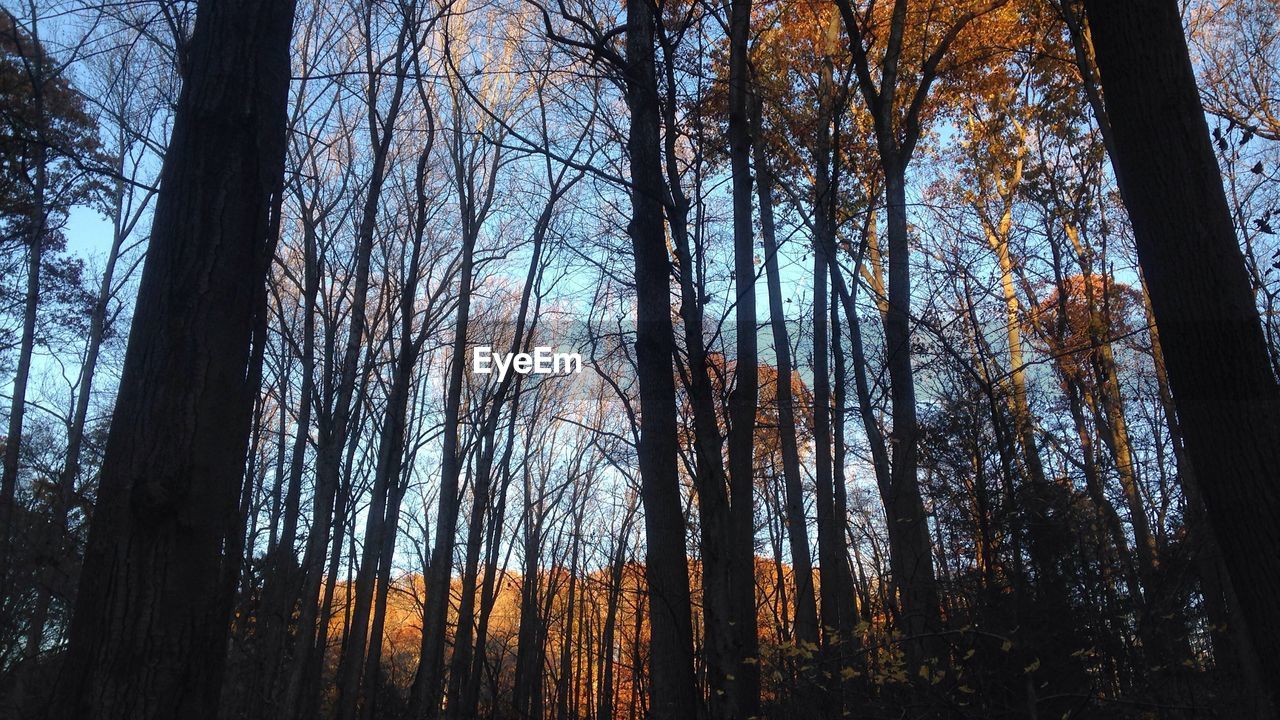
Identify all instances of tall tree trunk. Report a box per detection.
[461,433,517,716]
[22,154,135,667]
[829,264,859,643]
[623,2,700,716]
[752,94,820,649]
[278,27,408,712]
[811,80,853,669]
[336,139,432,719]
[448,186,552,717]
[512,490,545,720]
[0,142,44,567]
[1141,276,1266,705]
[445,444,493,717]
[295,472,352,720]
[334,408,400,720]
[410,184,476,720]
[724,0,761,714]
[1081,13,1280,700]
[833,0,966,668]
[658,41,734,717]
[881,161,943,666]
[45,0,295,716]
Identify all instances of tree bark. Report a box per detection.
[44,0,296,716]
[1082,0,1280,705]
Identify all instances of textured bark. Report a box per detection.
[1141,276,1266,704]
[1083,0,1280,705]
[44,0,296,717]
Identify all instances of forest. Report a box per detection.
[2,0,1280,718]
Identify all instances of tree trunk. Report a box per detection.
[336,211,427,720]
[512,491,545,720]
[812,108,849,655]
[1141,275,1267,706]
[623,2,701,716]
[725,0,760,713]
[752,95,820,649]
[444,444,492,717]
[44,0,295,716]
[1080,4,1280,696]
[882,163,943,667]
[1084,1,1280,706]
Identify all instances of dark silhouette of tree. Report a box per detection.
[623,0,701,717]
[1083,0,1280,712]
[43,0,296,717]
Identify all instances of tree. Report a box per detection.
[15,23,169,701]
[622,0,701,717]
[723,0,762,713]
[0,7,104,569]
[43,0,296,717]
[1083,0,1280,711]
[832,0,1007,669]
